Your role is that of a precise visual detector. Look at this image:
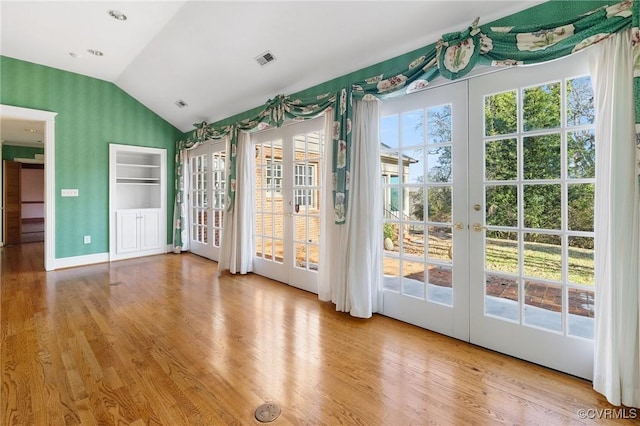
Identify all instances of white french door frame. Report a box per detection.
[378,53,595,380]
[187,140,226,261]
[468,51,594,380]
[379,80,469,340]
[251,117,324,293]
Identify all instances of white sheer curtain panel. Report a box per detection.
[590,30,640,408]
[318,101,382,318]
[175,148,190,252]
[219,131,255,274]
[319,109,349,308]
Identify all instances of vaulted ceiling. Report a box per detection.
[1,1,544,135]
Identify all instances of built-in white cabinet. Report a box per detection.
[115,209,161,254]
[109,144,167,261]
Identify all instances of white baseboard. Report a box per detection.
[54,245,173,270]
[55,252,109,269]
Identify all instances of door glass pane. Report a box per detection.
[255,236,263,257]
[523,82,560,131]
[295,242,307,269]
[485,274,519,322]
[486,185,518,227]
[403,148,425,184]
[428,226,451,262]
[568,287,594,338]
[427,105,452,144]
[524,281,562,332]
[568,236,594,285]
[306,131,322,160]
[484,90,517,136]
[523,134,561,179]
[523,233,561,281]
[427,187,451,223]
[383,223,399,253]
[568,183,594,232]
[428,264,452,306]
[567,130,595,179]
[427,146,451,183]
[402,186,422,223]
[523,184,561,229]
[485,139,517,181]
[402,260,425,299]
[402,224,425,258]
[380,115,399,148]
[566,76,594,126]
[401,110,423,148]
[383,256,400,291]
[485,231,518,274]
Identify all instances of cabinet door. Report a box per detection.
[116,210,140,253]
[140,209,161,251]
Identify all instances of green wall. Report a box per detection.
[0,56,181,259]
[2,145,44,161]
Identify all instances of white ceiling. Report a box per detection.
[0,1,545,134]
[0,118,44,146]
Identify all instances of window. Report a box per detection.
[294,164,316,208]
[265,162,282,196]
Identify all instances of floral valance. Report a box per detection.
[173,92,338,248]
[176,0,639,234]
[351,0,637,99]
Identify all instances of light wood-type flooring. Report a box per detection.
[2,242,638,425]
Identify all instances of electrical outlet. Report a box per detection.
[61,189,79,197]
[83,235,91,244]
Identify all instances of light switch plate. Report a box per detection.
[61,189,79,197]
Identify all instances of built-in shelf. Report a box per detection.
[116,181,161,186]
[110,143,167,262]
[116,163,160,168]
[114,153,161,194]
[116,177,160,182]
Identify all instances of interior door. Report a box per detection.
[379,81,469,340]
[3,160,21,246]
[252,117,324,293]
[188,142,226,261]
[468,51,595,379]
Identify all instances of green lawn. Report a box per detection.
[485,237,594,285]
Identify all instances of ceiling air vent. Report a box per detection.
[255,50,276,66]
[175,99,188,108]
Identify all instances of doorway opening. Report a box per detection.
[1,105,57,270]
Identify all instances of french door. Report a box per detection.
[252,117,324,293]
[468,52,595,379]
[187,141,226,261]
[381,51,595,379]
[380,81,469,339]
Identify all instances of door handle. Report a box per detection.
[472,223,486,232]
[454,222,464,231]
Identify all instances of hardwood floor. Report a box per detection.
[1,243,638,425]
